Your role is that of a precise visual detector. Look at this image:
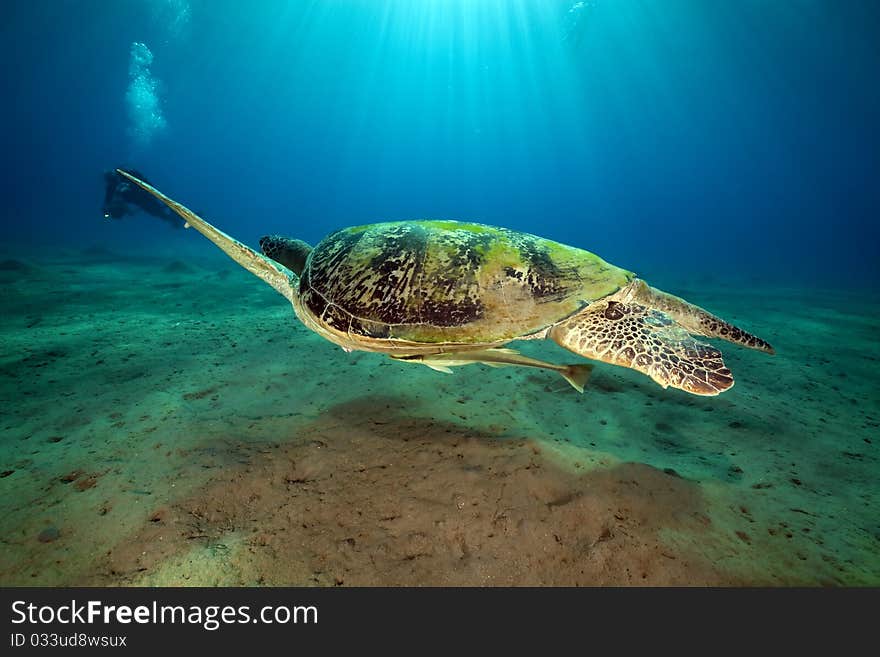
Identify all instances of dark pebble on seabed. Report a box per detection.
[735,530,751,544]
[48,436,64,443]
[37,527,60,543]
[728,421,743,429]
[0,470,14,478]
[162,260,194,274]
[60,470,83,483]
[663,468,681,478]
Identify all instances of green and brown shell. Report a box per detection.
[299,220,634,343]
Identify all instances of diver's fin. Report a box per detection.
[115,169,296,302]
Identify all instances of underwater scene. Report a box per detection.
[1,0,878,586]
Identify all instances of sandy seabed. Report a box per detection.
[1,245,877,586]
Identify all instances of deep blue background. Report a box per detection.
[2,0,878,286]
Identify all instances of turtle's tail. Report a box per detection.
[116,170,297,302]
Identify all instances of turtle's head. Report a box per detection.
[260,235,312,276]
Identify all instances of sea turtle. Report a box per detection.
[117,170,774,396]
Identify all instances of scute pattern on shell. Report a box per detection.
[300,220,633,342]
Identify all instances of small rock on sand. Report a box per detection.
[37,527,60,543]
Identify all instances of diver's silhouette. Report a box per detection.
[103,169,180,228]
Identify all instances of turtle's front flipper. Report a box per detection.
[549,301,734,396]
[116,170,297,303]
[392,348,593,393]
[624,280,774,354]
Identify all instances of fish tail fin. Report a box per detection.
[561,363,593,393]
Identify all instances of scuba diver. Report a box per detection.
[102,169,180,228]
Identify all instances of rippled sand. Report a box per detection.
[1,246,877,585]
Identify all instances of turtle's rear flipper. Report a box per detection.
[115,170,296,302]
[626,280,774,354]
[550,301,734,396]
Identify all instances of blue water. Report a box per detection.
[2,0,878,287]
